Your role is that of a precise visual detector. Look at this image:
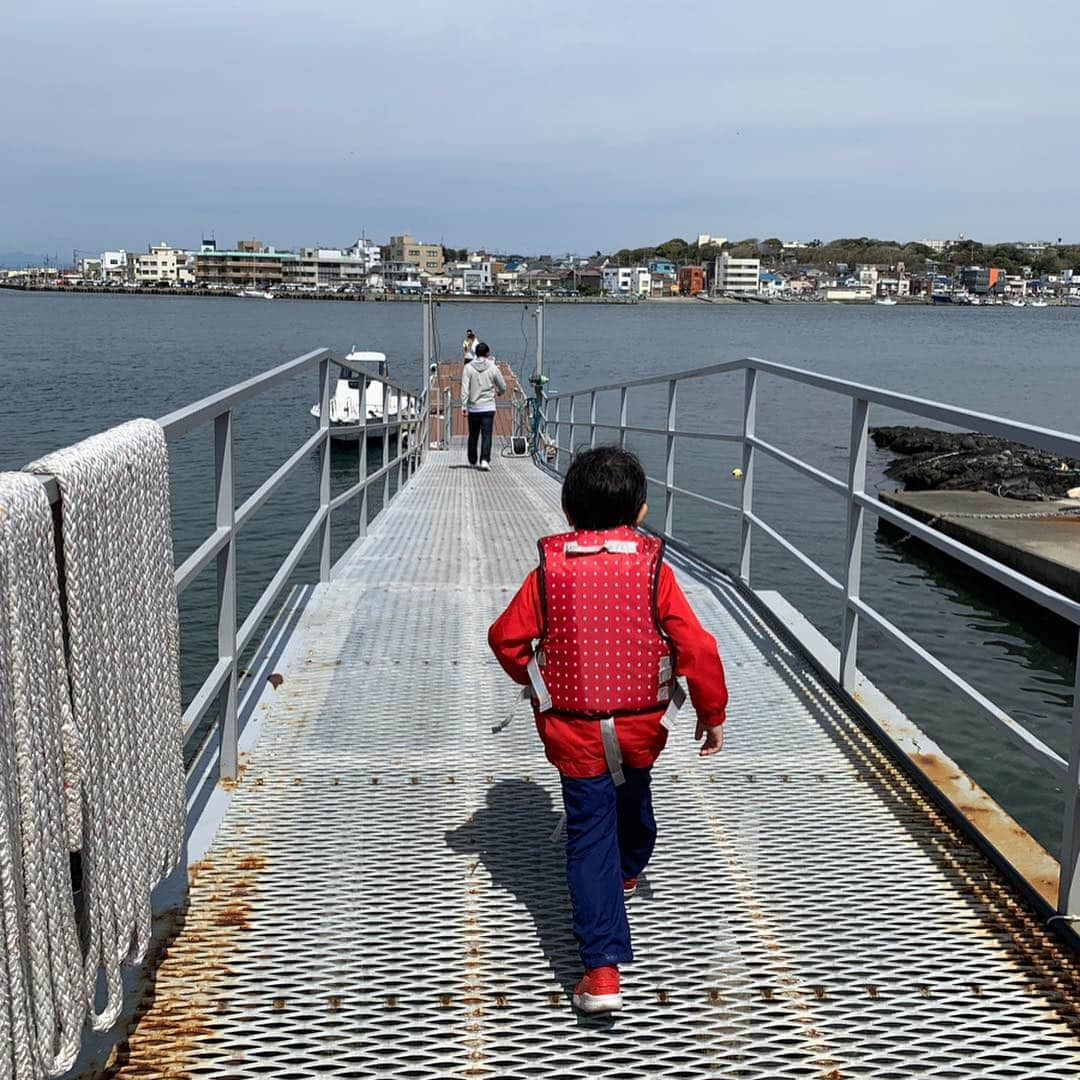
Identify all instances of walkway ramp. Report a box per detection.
[103,449,1080,1079]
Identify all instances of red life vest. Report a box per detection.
[532,526,676,718]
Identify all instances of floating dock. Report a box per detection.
[431,359,526,441]
[95,447,1080,1078]
[880,489,1080,602]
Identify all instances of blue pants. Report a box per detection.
[467,410,495,465]
[559,765,656,969]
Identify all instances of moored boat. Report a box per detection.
[309,349,408,443]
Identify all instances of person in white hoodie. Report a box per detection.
[461,342,507,470]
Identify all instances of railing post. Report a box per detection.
[359,376,369,539]
[382,380,391,510]
[404,393,413,480]
[535,299,544,380]
[214,410,238,781]
[1058,635,1080,917]
[318,356,331,583]
[444,387,451,448]
[421,294,433,468]
[395,391,406,490]
[739,367,757,585]
[619,386,629,449]
[589,391,597,448]
[840,397,869,690]
[664,379,677,537]
[569,395,577,458]
[553,397,563,471]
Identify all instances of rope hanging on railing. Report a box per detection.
[0,473,85,1079]
[28,419,186,1034]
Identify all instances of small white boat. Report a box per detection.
[875,297,898,306]
[1009,299,1026,308]
[1030,299,1048,308]
[236,288,274,300]
[310,350,405,443]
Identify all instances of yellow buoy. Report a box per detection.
[731,467,744,479]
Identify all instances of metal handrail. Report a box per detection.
[39,346,426,780]
[539,356,1080,916]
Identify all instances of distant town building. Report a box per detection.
[380,262,423,293]
[77,257,103,281]
[921,240,951,253]
[350,238,383,271]
[696,234,727,250]
[100,250,129,281]
[758,271,788,296]
[602,266,651,297]
[1008,241,1051,255]
[825,284,873,301]
[286,248,371,291]
[960,267,1007,295]
[650,272,676,297]
[677,265,706,295]
[449,260,493,294]
[194,242,297,288]
[648,258,676,277]
[714,252,760,295]
[135,242,192,285]
[384,235,444,274]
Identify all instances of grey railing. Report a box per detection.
[154,348,424,781]
[542,357,1080,917]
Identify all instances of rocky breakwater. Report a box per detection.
[871,426,1080,501]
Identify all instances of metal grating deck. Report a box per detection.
[103,448,1080,1078]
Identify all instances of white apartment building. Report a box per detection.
[714,253,760,295]
[602,266,651,296]
[135,243,192,284]
[697,234,728,249]
[288,248,372,291]
[100,250,130,281]
[347,238,382,271]
[450,260,493,294]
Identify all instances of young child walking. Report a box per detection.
[488,446,728,1013]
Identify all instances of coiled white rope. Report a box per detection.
[28,420,185,1036]
[0,474,85,1079]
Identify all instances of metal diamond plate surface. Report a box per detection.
[103,447,1080,1078]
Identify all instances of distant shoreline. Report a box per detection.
[0,283,646,304]
[13,283,1072,307]
[0,282,936,305]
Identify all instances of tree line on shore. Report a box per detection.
[606,236,1080,276]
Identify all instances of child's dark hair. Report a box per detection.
[562,446,647,530]
[475,342,490,357]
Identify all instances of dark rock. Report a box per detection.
[870,425,1080,501]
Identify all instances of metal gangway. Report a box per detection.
[16,301,1080,1076]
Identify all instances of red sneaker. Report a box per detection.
[623,876,637,900]
[572,965,622,1013]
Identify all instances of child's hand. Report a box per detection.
[696,720,724,757]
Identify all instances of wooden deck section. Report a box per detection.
[432,359,525,439]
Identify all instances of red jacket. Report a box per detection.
[489,558,728,777]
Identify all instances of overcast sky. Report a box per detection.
[1,0,1077,257]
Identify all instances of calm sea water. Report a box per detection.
[1,290,1077,851]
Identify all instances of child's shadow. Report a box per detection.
[445,779,580,994]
